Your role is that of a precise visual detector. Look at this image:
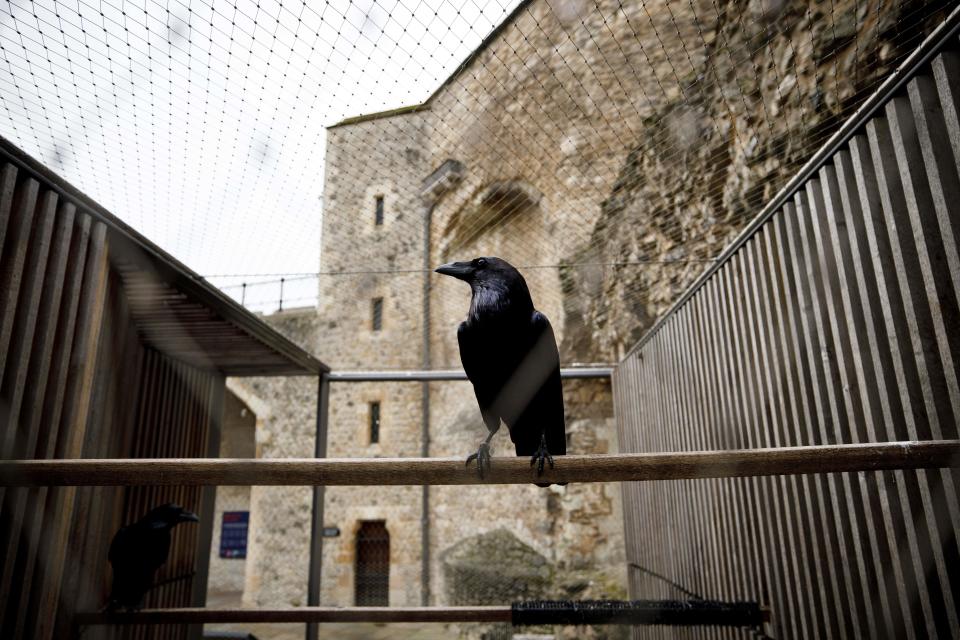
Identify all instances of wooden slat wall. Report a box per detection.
[0,161,224,640]
[51,269,144,640]
[615,39,960,640]
[114,351,220,640]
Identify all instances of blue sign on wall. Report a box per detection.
[219,511,249,559]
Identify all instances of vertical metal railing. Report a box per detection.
[615,10,960,639]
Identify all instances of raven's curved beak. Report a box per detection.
[179,510,200,523]
[435,261,473,281]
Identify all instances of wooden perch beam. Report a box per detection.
[77,606,512,625]
[75,603,772,625]
[2,440,957,487]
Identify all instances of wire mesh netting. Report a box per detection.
[0,0,952,344]
[313,0,952,369]
[1,0,955,639]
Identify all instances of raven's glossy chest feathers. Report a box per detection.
[467,279,533,325]
[463,283,539,368]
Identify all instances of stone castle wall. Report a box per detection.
[317,112,433,608]
[225,308,320,610]
[426,0,947,361]
[313,7,634,625]
[222,0,948,635]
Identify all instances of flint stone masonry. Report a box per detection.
[442,529,552,605]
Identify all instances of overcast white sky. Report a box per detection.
[0,0,522,308]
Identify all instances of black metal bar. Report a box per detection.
[510,600,766,626]
[306,373,330,640]
[326,366,614,382]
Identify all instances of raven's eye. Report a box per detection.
[476,258,487,267]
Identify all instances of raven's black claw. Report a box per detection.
[530,434,555,477]
[466,442,492,478]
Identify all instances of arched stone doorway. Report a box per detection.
[354,520,390,606]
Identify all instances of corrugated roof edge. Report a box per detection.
[0,134,329,376]
[326,0,535,129]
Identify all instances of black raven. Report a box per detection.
[105,503,199,611]
[436,256,565,484]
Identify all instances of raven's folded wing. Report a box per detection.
[107,526,132,566]
[458,321,500,425]
[509,311,565,455]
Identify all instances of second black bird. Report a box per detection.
[436,256,565,484]
[105,503,199,611]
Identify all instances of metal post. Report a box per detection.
[420,200,434,607]
[241,282,246,306]
[188,374,225,640]
[306,373,330,640]
[325,367,614,381]
[279,277,285,311]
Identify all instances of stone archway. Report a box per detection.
[441,179,543,259]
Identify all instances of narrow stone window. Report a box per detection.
[371,297,383,331]
[374,195,384,226]
[369,402,380,444]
